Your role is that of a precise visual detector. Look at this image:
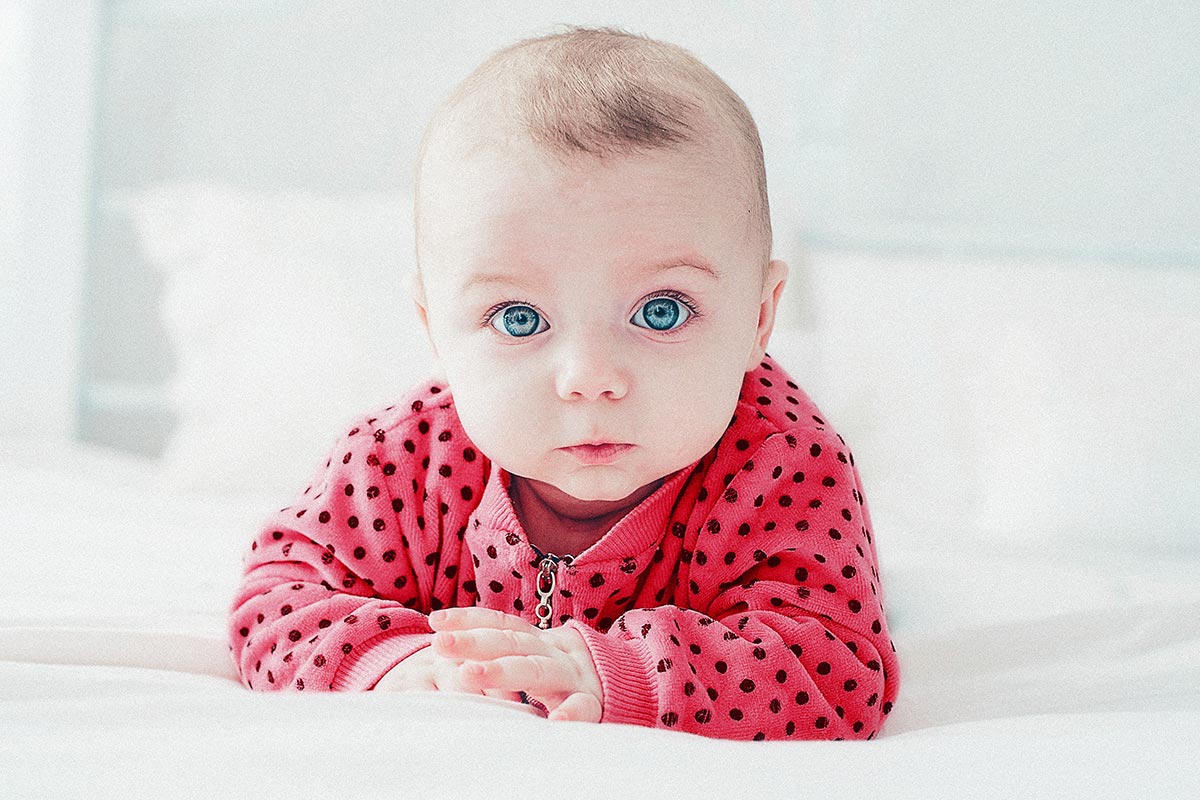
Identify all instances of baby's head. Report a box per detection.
[407,25,788,506]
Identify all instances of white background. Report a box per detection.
[3,1,1198,442]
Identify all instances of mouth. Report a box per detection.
[558,442,634,465]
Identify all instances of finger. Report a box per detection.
[482,687,528,705]
[458,654,573,693]
[429,607,538,634]
[548,692,603,723]
[433,628,550,661]
[377,676,437,693]
[432,660,489,697]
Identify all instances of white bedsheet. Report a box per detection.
[2,437,1198,799]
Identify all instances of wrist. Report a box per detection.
[562,620,658,728]
[554,624,604,705]
[337,635,432,691]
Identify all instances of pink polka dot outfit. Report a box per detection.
[228,354,900,740]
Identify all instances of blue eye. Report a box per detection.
[486,294,697,339]
[491,304,548,337]
[631,296,691,332]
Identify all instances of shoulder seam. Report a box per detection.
[341,385,456,441]
[734,397,838,442]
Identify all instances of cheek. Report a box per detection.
[440,355,540,453]
[638,356,745,448]
[435,326,749,455]
[680,375,743,435]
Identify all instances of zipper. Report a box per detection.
[524,547,573,712]
[532,546,573,629]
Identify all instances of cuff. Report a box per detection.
[331,631,433,691]
[564,620,658,728]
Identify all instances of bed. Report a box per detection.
[3,434,1198,798]
[5,182,1200,797]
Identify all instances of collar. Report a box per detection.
[469,458,699,564]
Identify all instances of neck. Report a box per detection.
[508,474,664,541]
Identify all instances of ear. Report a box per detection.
[745,259,789,371]
[403,270,432,342]
[404,270,446,379]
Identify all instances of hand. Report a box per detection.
[372,640,524,706]
[428,607,604,723]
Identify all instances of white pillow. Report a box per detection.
[794,251,1200,555]
[125,182,1200,558]
[127,182,435,495]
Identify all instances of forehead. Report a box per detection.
[419,132,751,284]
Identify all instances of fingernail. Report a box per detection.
[429,610,445,624]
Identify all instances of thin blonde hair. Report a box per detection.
[414,25,772,283]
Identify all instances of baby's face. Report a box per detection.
[411,133,786,505]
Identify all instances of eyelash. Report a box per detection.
[480,290,703,338]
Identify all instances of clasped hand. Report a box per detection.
[373,607,604,723]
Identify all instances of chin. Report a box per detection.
[558,485,629,503]
[555,474,645,503]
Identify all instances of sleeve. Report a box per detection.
[227,410,467,692]
[562,428,900,741]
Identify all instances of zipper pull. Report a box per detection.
[534,552,573,629]
[535,554,558,629]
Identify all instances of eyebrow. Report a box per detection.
[462,257,722,291]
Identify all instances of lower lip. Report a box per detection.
[559,443,633,464]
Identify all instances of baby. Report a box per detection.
[228,25,899,741]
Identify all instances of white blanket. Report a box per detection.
[3,437,1198,799]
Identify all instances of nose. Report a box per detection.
[554,331,629,402]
